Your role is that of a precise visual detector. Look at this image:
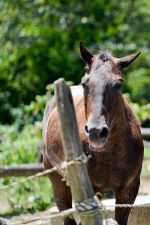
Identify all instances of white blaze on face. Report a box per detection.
[86,60,112,131]
[87,83,104,131]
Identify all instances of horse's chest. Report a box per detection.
[87,156,125,190]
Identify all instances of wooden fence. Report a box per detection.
[0,131,149,178]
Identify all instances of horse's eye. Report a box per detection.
[82,82,90,96]
[82,82,86,88]
[81,77,90,88]
[82,81,89,91]
[114,82,123,90]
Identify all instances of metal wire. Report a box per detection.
[2,203,150,225]
[1,154,150,224]
[0,154,88,190]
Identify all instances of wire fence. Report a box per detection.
[0,154,88,190]
[1,201,150,225]
[0,155,150,225]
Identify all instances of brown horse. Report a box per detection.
[43,43,144,225]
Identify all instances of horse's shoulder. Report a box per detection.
[43,96,56,140]
[43,86,83,131]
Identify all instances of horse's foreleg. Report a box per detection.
[115,179,140,225]
[48,171,77,225]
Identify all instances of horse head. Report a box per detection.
[80,42,140,152]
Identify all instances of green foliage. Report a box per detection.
[11,81,72,128]
[124,93,150,126]
[131,103,150,125]
[8,177,52,212]
[0,123,39,165]
[0,122,53,212]
[0,0,150,123]
[127,68,150,104]
[11,83,53,128]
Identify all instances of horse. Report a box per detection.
[43,42,144,225]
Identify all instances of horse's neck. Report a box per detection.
[108,95,129,132]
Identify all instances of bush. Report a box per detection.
[8,177,53,212]
[0,123,53,212]
[124,93,150,126]
[0,0,150,123]
[0,123,40,165]
[127,68,150,104]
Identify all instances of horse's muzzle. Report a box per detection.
[89,127,109,139]
[87,127,109,152]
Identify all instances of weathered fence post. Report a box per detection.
[55,78,103,225]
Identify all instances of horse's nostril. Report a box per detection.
[85,125,89,133]
[89,128,100,138]
[100,127,109,138]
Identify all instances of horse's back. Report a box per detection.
[43,86,86,167]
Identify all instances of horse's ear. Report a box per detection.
[116,52,141,69]
[80,42,93,64]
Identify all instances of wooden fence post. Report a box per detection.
[55,78,103,225]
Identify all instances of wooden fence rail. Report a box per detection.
[141,128,150,139]
[0,163,43,177]
[0,132,149,178]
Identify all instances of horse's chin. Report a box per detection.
[89,141,106,152]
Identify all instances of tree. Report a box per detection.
[0,0,149,123]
